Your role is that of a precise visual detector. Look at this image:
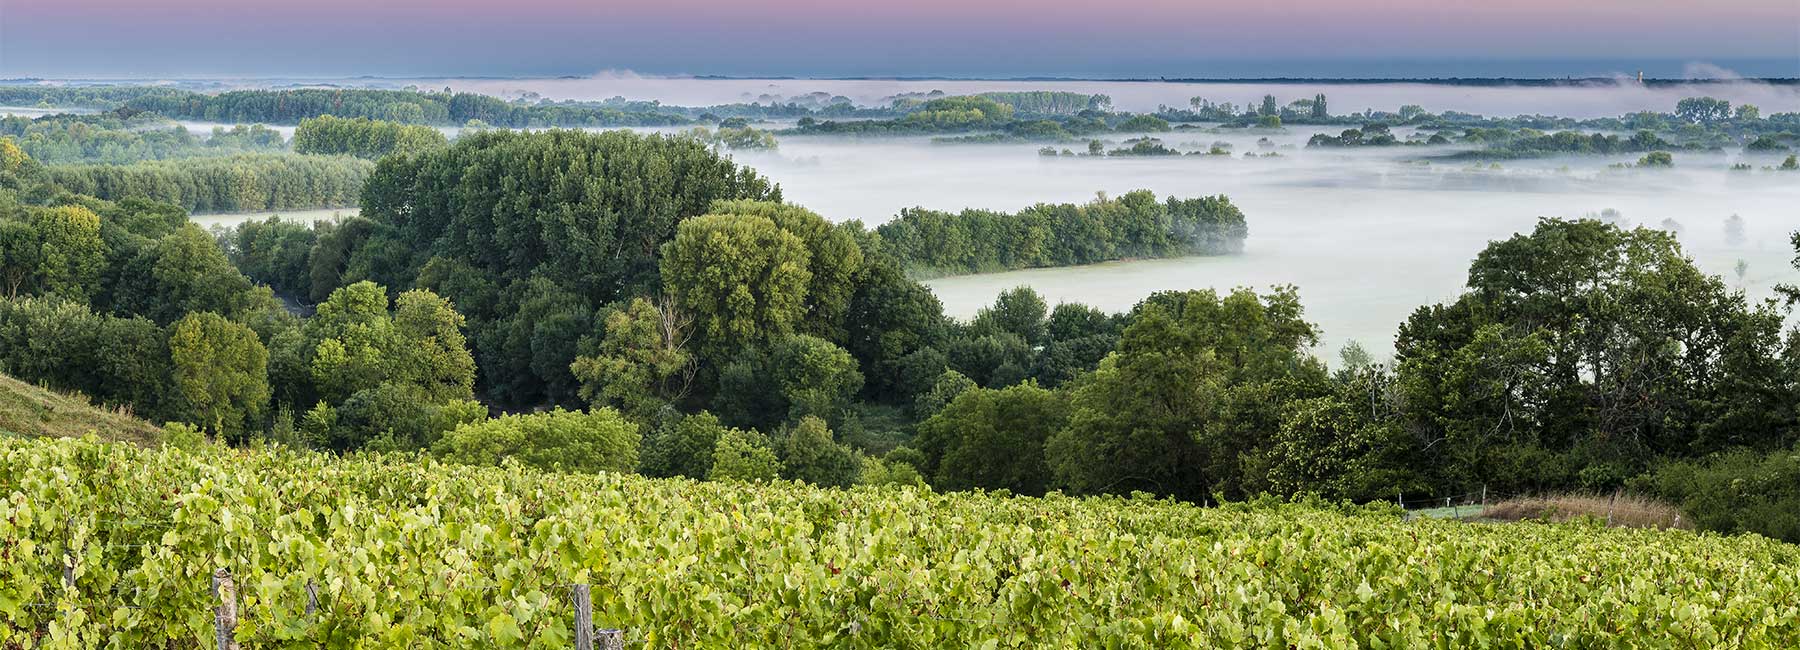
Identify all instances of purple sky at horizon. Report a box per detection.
[3,0,1797,78]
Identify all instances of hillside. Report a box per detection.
[2,435,1795,648]
[0,372,160,445]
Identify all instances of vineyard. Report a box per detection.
[2,436,1798,649]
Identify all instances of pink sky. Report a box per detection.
[3,0,1796,77]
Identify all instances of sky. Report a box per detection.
[2,0,1798,78]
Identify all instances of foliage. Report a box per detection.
[708,427,782,481]
[435,407,640,474]
[570,297,695,421]
[120,87,690,127]
[877,190,1247,277]
[774,415,861,488]
[914,381,1070,494]
[293,115,449,159]
[1046,287,1326,501]
[47,154,373,213]
[359,129,777,406]
[166,311,269,439]
[5,435,1800,647]
[1394,219,1798,494]
[661,213,810,363]
[716,334,863,431]
[638,411,736,479]
[1,112,285,164]
[1636,444,1800,543]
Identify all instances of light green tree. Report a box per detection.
[168,311,270,439]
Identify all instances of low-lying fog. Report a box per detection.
[432,77,1800,119]
[16,79,1800,360]
[721,128,1800,360]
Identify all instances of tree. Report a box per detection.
[345,129,778,408]
[302,281,476,406]
[30,206,105,302]
[1259,95,1279,117]
[0,220,41,297]
[970,286,1047,345]
[571,296,696,421]
[1311,94,1328,119]
[434,408,639,474]
[709,428,782,482]
[167,312,269,440]
[1724,214,1746,247]
[705,200,863,341]
[716,334,863,430]
[661,213,811,363]
[1395,219,1798,492]
[776,416,860,488]
[1734,104,1761,121]
[914,381,1069,495]
[843,255,946,404]
[640,411,737,479]
[1637,151,1673,167]
[914,369,977,419]
[293,115,449,159]
[1045,287,1326,501]
[1675,97,1731,124]
[111,225,272,325]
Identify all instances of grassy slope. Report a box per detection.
[0,372,159,445]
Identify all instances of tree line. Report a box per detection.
[119,88,690,127]
[46,154,371,213]
[1,112,286,164]
[4,128,1798,542]
[875,191,1248,277]
[292,115,448,159]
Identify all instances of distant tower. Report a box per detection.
[1638,70,1644,83]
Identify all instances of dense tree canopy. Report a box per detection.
[1393,219,1797,492]
[351,129,778,406]
[293,115,449,159]
[878,191,1247,277]
[48,154,372,213]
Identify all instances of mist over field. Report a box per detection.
[130,78,1800,359]
[434,76,1800,118]
[730,125,1800,359]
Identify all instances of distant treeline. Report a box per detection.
[1442,129,1684,159]
[292,115,448,159]
[0,85,189,109]
[48,154,372,213]
[876,191,1247,277]
[2,112,286,164]
[118,88,691,127]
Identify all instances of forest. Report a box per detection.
[3,115,1799,545]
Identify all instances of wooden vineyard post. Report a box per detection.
[571,584,594,650]
[597,628,625,650]
[305,579,319,616]
[212,568,239,650]
[63,517,75,620]
[1607,491,1618,527]
[572,583,626,650]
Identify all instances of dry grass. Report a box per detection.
[1481,493,1691,530]
[0,373,160,446]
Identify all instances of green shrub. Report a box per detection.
[1635,444,1800,542]
[435,407,639,474]
[708,428,781,482]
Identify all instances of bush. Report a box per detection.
[708,428,782,482]
[435,408,639,474]
[1635,445,1800,542]
[640,411,736,479]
